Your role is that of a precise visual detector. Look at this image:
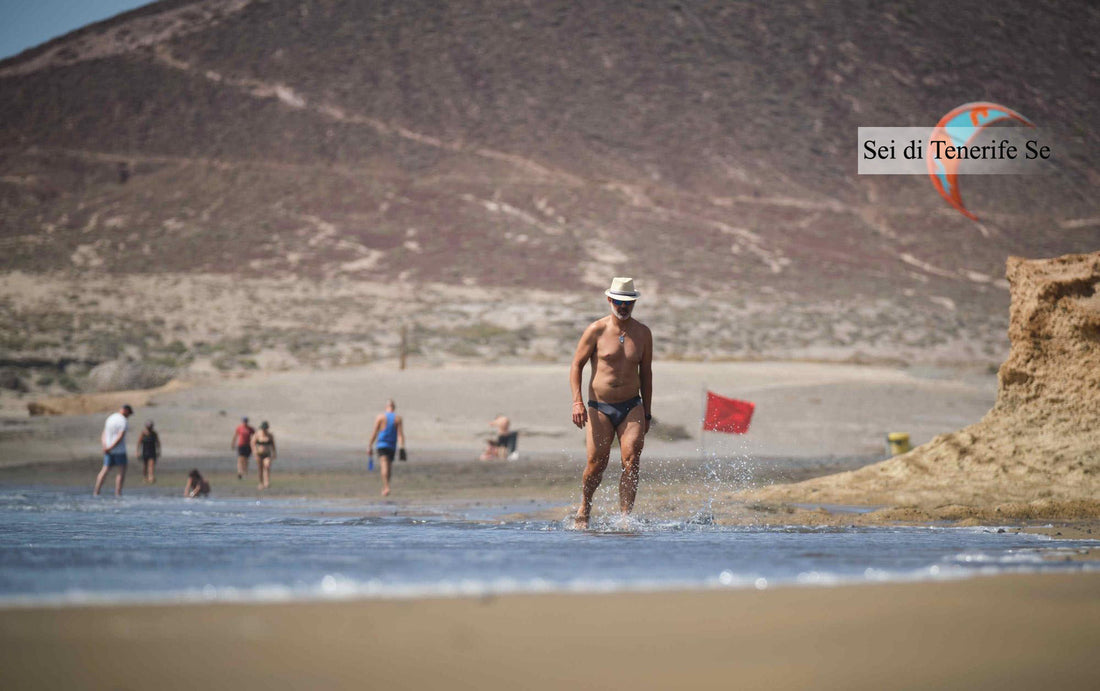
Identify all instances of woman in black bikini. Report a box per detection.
[137,420,161,484]
[252,421,276,490]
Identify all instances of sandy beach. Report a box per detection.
[1,361,1096,691]
[3,573,1098,690]
[0,359,1004,523]
[2,357,1094,527]
[1,359,997,466]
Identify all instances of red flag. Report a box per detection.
[703,391,755,434]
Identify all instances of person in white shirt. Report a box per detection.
[94,404,133,496]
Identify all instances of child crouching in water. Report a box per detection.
[185,469,211,498]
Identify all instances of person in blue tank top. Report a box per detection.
[368,399,406,496]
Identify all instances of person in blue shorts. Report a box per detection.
[368,399,406,496]
[95,404,133,496]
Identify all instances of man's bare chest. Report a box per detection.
[594,329,641,367]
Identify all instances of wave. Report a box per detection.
[2,559,1096,610]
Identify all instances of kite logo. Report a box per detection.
[926,102,1034,220]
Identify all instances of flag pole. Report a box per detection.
[700,385,707,463]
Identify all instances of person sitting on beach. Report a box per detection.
[480,414,511,460]
[137,420,161,484]
[251,421,276,490]
[184,469,211,498]
[368,399,405,496]
[94,404,133,496]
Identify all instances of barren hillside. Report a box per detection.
[1,0,1098,394]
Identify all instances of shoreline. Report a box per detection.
[5,459,1100,554]
[3,468,1098,606]
[2,542,1096,611]
[5,457,1099,528]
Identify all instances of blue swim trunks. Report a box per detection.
[103,451,128,467]
[588,396,644,429]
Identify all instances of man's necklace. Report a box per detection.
[619,329,626,344]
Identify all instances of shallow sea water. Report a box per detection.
[0,487,1096,606]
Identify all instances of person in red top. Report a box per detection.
[231,417,255,479]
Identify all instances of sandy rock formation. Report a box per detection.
[749,251,1100,513]
[84,360,176,393]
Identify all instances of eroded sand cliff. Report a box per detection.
[750,251,1100,515]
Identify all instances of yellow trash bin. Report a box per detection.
[886,432,911,456]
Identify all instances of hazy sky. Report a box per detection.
[0,0,151,60]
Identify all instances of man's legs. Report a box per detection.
[114,463,126,496]
[93,464,110,495]
[480,441,497,461]
[237,452,248,479]
[616,406,646,516]
[574,410,615,529]
[380,455,393,496]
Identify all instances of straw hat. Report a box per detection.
[605,277,640,301]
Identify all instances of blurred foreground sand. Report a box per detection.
[3,573,1098,691]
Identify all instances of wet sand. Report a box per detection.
[3,573,1098,690]
[6,456,1099,536]
[0,452,874,512]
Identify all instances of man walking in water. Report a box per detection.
[368,399,406,496]
[570,277,653,529]
[95,404,133,496]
